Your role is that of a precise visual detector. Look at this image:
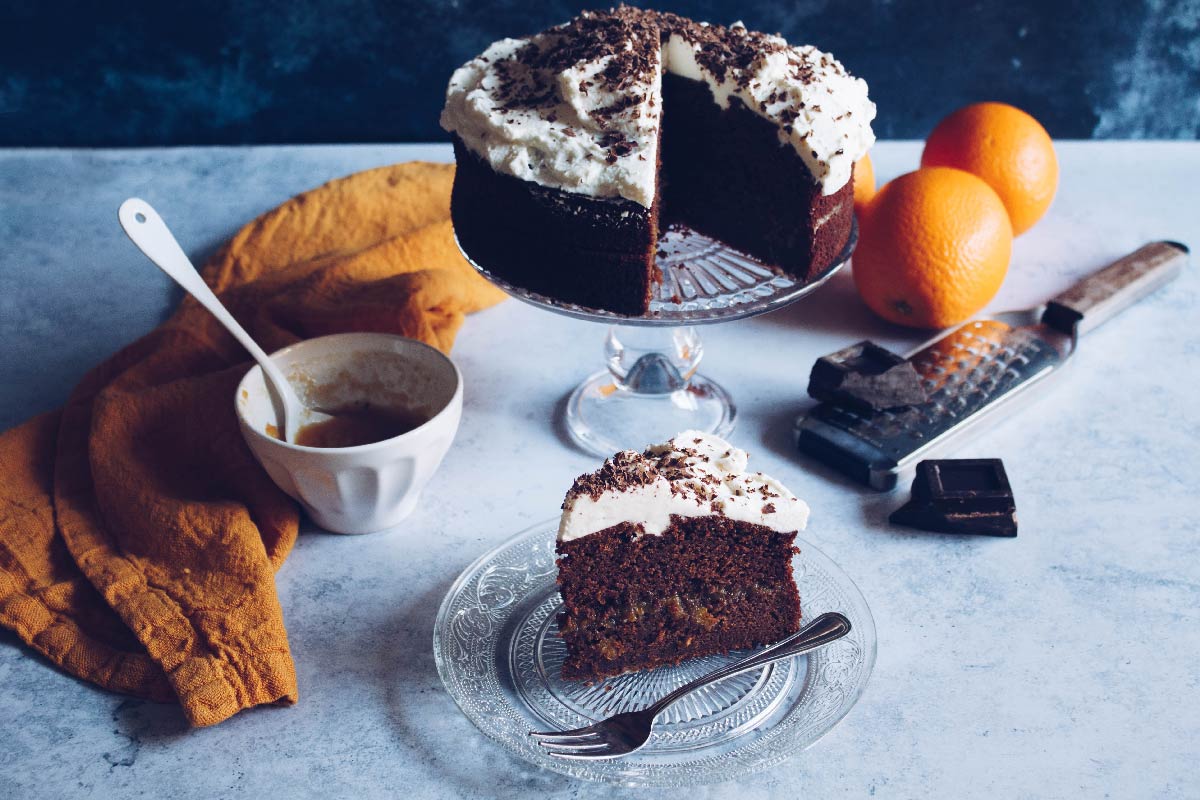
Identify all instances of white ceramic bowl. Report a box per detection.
[235,333,462,534]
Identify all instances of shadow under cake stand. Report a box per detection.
[458,222,857,456]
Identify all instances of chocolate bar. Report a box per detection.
[807,340,927,412]
[889,459,1018,537]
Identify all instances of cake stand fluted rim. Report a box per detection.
[456,219,857,327]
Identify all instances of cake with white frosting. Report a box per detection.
[442,6,875,314]
[555,431,808,681]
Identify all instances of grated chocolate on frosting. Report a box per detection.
[558,430,809,542]
[441,6,875,207]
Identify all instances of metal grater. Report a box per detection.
[795,241,1189,490]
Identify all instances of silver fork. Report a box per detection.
[530,611,852,759]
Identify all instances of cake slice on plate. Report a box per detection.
[555,431,808,681]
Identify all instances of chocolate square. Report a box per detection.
[890,459,1018,537]
[807,340,928,412]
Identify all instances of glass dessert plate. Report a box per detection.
[457,223,857,456]
[432,519,876,787]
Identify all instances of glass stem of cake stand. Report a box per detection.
[606,325,699,394]
[564,324,736,456]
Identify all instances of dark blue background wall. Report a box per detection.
[2,0,1198,146]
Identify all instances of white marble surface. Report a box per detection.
[1,142,1197,799]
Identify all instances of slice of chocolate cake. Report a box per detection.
[555,431,808,681]
[441,7,875,315]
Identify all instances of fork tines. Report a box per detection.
[529,728,617,758]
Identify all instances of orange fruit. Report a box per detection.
[852,167,1012,329]
[921,101,1058,235]
[853,152,876,215]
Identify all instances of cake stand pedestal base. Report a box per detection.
[563,325,736,456]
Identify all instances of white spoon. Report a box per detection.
[118,197,316,444]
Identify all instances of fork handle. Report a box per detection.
[647,612,852,717]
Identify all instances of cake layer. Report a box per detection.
[451,137,659,315]
[660,72,855,281]
[555,516,802,681]
[656,12,873,195]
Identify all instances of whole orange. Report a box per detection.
[853,152,876,215]
[921,101,1058,235]
[852,167,1013,329]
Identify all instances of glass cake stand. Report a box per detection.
[458,222,857,456]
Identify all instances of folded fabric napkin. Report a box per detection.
[0,162,506,726]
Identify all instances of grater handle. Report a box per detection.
[1042,241,1188,337]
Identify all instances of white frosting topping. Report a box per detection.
[558,430,809,543]
[663,24,875,196]
[441,34,662,207]
[441,12,875,208]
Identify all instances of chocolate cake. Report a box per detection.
[555,431,809,681]
[441,7,875,315]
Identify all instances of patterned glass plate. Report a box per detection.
[433,519,876,786]
[457,221,857,327]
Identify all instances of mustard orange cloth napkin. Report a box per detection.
[0,162,506,726]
